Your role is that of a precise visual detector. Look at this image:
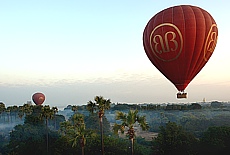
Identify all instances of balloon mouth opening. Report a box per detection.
[177,92,187,99]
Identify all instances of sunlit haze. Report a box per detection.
[1,0,230,109]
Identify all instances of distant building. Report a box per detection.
[27,101,32,105]
[203,98,206,103]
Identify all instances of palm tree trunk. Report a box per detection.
[46,118,49,154]
[54,115,57,130]
[130,138,134,155]
[80,137,85,155]
[7,113,10,123]
[100,116,104,155]
[2,114,4,122]
[81,146,84,155]
[3,112,6,123]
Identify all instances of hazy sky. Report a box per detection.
[1,0,230,109]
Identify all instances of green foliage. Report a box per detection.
[211,114,230,126]
[40,105,55,121]
[0,134,9,154]
[84,114,111,135]
[103,135,128,155]
[57,130,134,155]
[189,103,202,110]
[3,101,230,155]
[211,101,223,108]
[152,122,198,155]
[49,114,65,130]
[86,96,111,154]
[71,105,78,113]
[60,113,98,155]
[135,137,152,155]
[111,103,129,111]
[113,109,149,155]
[50,136,75,155]
[67,113,87,148]
[7,124,60,155]
[199,126,230,155]
[0,102,6,114]
[178,113,210,137]
[84,135,129,155]
[113,110,149,138]
[87,96,111,116]
[24,105,44,126]
[164,103,202,111]
[134,142,152,155]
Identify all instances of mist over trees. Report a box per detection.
[1,100,230,154]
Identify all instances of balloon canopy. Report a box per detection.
[32,92,45,105]
[143,5,218,98]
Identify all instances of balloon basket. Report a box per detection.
[177,92,187,99]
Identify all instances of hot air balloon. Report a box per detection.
[32,92,45,105]
[143,5,218,98]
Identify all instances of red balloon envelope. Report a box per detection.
[143,5,218,97]
[32,92,45,105]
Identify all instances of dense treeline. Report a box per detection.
[1,100,230,154]
[73,101,230,136]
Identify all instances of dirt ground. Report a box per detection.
[135,130,158,141]
[112,124,158,141]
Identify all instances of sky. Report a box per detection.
[1,0,230,109]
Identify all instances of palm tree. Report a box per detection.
[113,109,149,155]
[60,121,72,135]
[60,113,95,155]
[71,105,78,114]
[86,100,96,114]
[6,106,12,123]
[23,103,33,116]
[18,106,24,120]
[70,113,86,155]
[40,105,54,154]
[87,96,111,155]
[11,105,19,121]
[0,102,6,122]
